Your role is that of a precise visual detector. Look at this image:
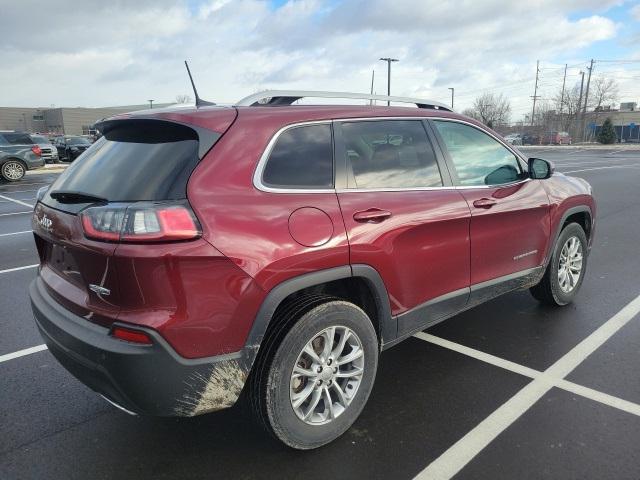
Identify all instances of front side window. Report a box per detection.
[262,124,333,189]
[433,121,524,186]
[341,120,443,189]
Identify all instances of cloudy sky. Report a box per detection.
[1,0,639,121]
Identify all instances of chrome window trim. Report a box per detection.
[253,120,335,194]
[253,116,531,194]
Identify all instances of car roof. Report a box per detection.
[107,104,481,132]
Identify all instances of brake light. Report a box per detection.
[31,145,42,156]
[80,202,201,243]
[111,326,153,345]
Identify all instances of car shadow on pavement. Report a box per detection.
[2,336,529,480]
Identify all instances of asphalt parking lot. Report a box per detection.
[1,148,640,479]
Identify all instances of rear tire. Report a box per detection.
[530,223,588,306]
[1,160,26,182]
[250,297,378,449]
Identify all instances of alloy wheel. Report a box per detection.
[289,326,364,425]
[2,161,25,181]
[558,236,583,293]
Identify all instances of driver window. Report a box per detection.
[433,121,524,186]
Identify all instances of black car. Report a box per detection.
[53,136,92,162]
[522,133,541,145]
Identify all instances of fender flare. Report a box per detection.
[243,264,393,368]
[545,205,593,267]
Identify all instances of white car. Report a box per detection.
[504,133,523,146]
[30,134,59,164]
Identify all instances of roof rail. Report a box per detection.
[235,90,452,111]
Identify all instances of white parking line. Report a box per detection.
[0,264,38,274]
[0,211,31,217]
[414,292,640,480]
[0,344,47,364]
[0,230,31,237]
[0,189,38,194]
[0,194,34,209]
[0,182,48,188]
[562,165,640,174]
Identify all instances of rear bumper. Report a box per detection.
[30,277,248,417]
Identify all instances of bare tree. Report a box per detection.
[589,77,618,110]
[468,93,511,128]
[175,94,192,104]
[554,83,583,133]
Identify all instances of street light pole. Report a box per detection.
[148,99,154,109]
[448,87,454,109]
[379,57,399,106]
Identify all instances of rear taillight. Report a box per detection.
[31,145,42,156]
[80,202,201,243]
[111,325,153,345]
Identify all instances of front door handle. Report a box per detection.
[473,198,497,209]
[353,208,392,223]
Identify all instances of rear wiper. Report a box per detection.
[49,190,108,204]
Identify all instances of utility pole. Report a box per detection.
[577,71,585,141]
[530,60,540,127]
[448,87,454,109]
[379,57,399,106]
[148,99,154,109]
[582,59,594,141]
[370,70,375,105]
[559,63,568,115]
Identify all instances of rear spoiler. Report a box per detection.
[95,118,221,159]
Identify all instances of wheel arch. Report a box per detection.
[546,205,593,267]
[244,265,393,370]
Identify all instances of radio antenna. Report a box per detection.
[184,60,215,107]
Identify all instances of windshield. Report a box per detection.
[31,135,49,144]
[66,137,91,145]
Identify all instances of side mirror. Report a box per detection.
[528,158,554,180]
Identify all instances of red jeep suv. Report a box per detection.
[30,91,595,449]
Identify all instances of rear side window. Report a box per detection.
[341,120,443,189]
[261,124,333,189]
[1,133,34,145]
[47,120,201,203]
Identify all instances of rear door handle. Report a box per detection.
[353,208,392,223]
[473,198,497,209]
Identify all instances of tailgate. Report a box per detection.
[32,203,121,326]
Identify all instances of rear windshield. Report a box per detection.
[46,121,201,205]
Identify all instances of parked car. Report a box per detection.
[544,131,572,145]
[30,134,59,164]
[522,133,541,145]
[53,135,92,161]
[30,91,596,450]
[504,133,522,145]
[0,131,45,181]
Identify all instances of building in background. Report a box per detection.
[0,104,172,135]
[585,102,640,142]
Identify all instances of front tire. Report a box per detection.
[1,160,26,182]
[530,223,588,306]
[252,299,378,449]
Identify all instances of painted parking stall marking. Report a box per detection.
[0,344,47,364]
[0,194,34,209]
[414,292,640,480]
[0,264,38,275]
